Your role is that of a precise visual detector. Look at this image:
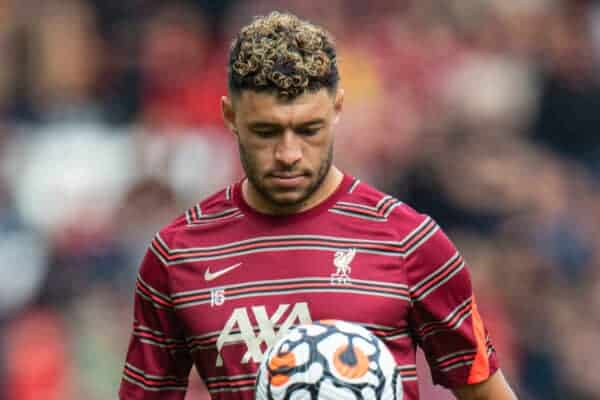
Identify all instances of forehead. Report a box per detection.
[235,90,334,125]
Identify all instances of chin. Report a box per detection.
[269,192,306,207]
[266,186,314,206]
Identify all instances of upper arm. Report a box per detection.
[405,217,499,389]
[119,247,194,400]
[453,370,517,400]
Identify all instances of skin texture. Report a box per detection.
[453,370,518,400]
[222,89,344,215]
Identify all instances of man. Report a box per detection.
[119,12,517,400]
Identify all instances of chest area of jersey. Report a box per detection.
[170,246,409,314]
[171,248,412,369]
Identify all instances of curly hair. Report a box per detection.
[228,12,339,99]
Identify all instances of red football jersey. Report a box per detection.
[119,174,498,400]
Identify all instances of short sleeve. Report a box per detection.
[405,219,499,389]
[119,248,193,400]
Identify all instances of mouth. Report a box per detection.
[268,173,308,188]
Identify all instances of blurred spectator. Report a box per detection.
[139,3,227,130]
[13,125,134,235]
[131,129,238,204]
[112,177,181,281]
[25,0,103,123]
[0,229,48,319]
[532,6,600,174]
[4,309,74,400]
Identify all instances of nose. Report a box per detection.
[274,130,302,167]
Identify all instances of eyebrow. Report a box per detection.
[248,119,326,130]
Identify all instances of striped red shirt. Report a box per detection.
[119,174,498,400]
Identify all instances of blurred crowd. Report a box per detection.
[1,0,600,399]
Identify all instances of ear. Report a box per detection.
[221,95,238,135]
[333,88,344,125]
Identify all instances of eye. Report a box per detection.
[252,129,279,138]
[296,127,320,136]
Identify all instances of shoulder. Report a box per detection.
[338,178,434,236]
[153,183,241,252]
[339,178,447,259]
[338,177,468,296]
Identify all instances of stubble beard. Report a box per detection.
[238,141,334,210]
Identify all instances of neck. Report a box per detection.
[243,166,343,215]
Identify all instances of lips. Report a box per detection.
[269,173,307,188]
[271,174,305,179]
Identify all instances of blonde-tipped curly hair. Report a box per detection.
[228,12,339,98]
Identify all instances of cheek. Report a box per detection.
[306,135,332,159]
[242,139,275,166]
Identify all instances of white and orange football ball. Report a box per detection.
[255,320,403,400]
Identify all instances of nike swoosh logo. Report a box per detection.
[204,263,242,281]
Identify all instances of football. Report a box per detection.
[255,320,403,400]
